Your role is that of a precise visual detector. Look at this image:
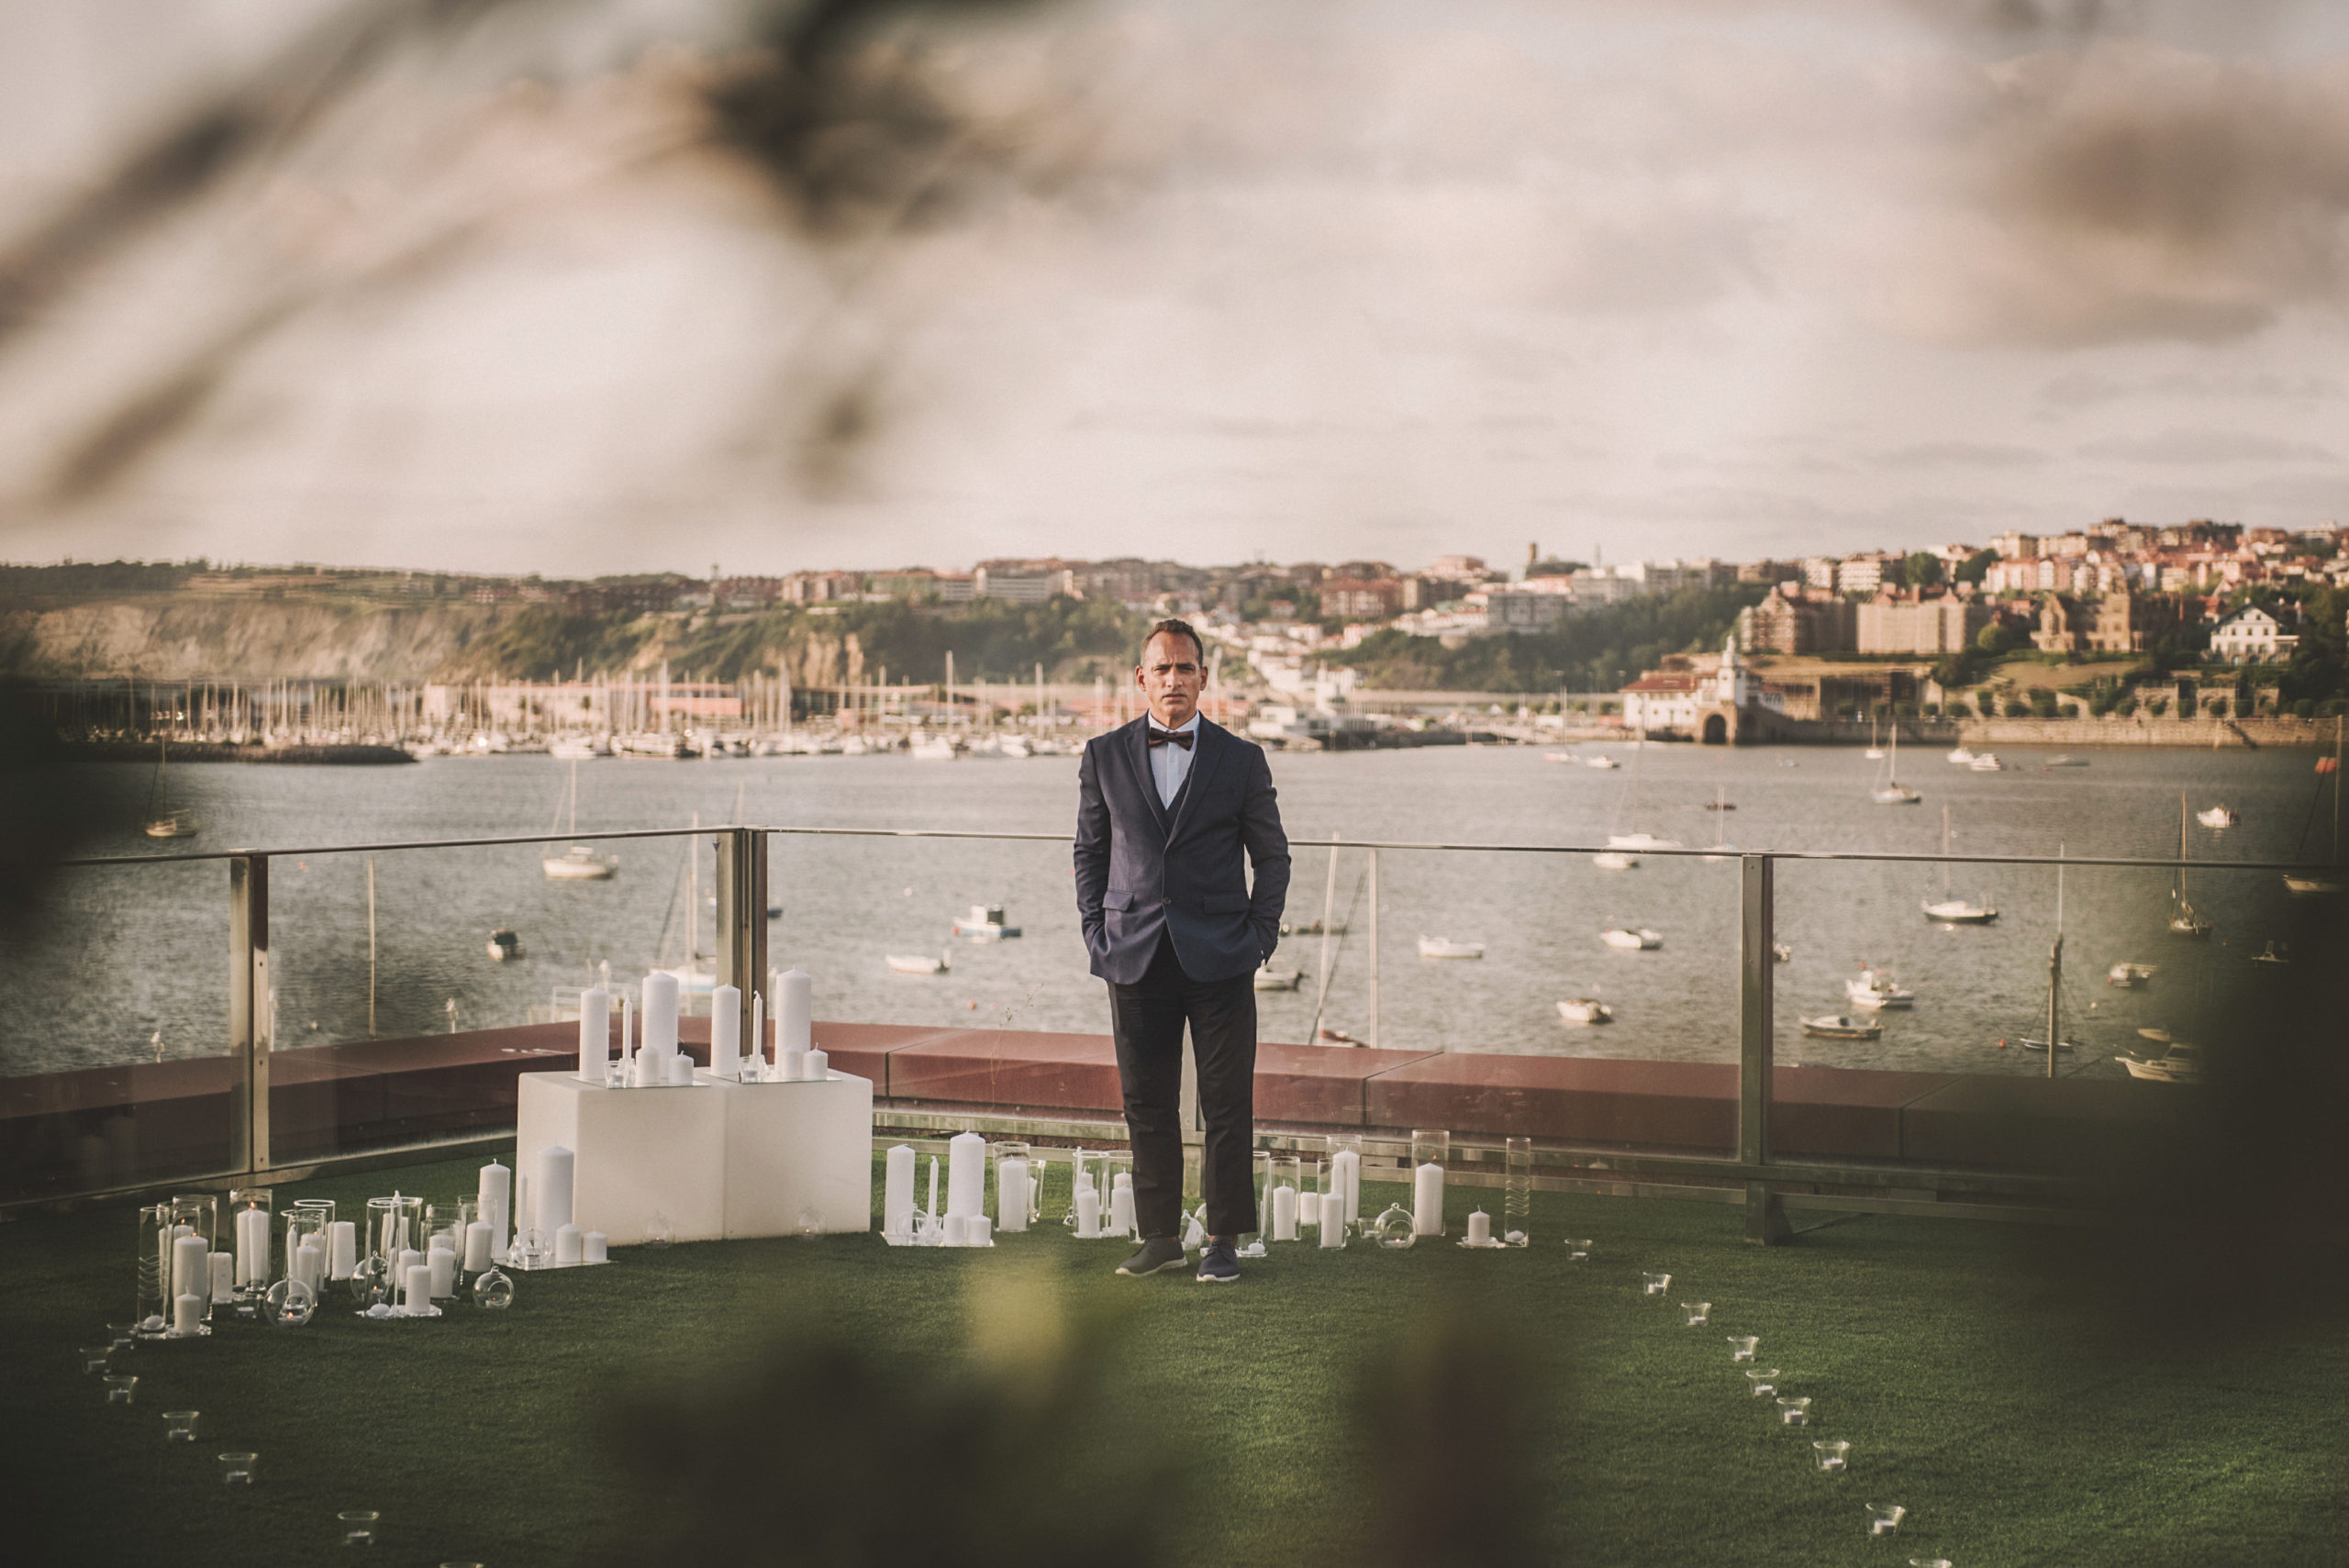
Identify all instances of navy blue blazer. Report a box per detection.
[1074,716,1291,984]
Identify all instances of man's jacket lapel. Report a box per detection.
[1125,717,1170,837]
[1164,719,1225,847]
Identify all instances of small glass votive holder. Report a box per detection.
[1868,1504,1908,1536]
[218,1451,258,1485]
[1745,1368,1780,1397]
[1642,1272,1671,1296]
[163,1410,200,1443]
[1777,1396,1812,1426]
[1683,1301,1711,1326]
[1728,1335,1759,1361]
[1563,1239,1592,1261]
[340,1509,380,1545]
[79,1345,113,1374]
[105,1374,138,1405]
[1813,1439,1851,1472]
[106,1323,139,1352]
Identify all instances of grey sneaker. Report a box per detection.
[1196,1240,1240,1284]
[1116,1236,1189,1276]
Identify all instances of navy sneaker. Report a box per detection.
[1196,1239,1241,1284]
[1116,1236,1189,1276]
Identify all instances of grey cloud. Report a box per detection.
[1874,439,2048,467]
[1902,40,2349,346]
[2076,427,2337,462]
[2041,368,2345,406]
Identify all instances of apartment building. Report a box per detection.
[1739,582,1856,653]
[1855,588,1990,655]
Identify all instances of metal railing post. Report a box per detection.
[1739,853,1788,1244]
[228,855,271,1174]
[715,828,769,1009]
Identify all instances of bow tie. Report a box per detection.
[1147,726,1195,750]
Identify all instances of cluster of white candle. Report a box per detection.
[233,1207,271,1287]
[881,1135,1027,1248]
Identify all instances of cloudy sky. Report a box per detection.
[5,0,2349,576]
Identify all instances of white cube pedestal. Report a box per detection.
[516,1073,728,1248]
[704,1070,874,1238]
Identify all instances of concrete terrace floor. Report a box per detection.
[7,1151,2345,1568]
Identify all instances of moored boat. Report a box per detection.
[1599,927,1663,951]
[1417,936,1486,960]
[1802,1015,1881,1040]
[1555,997,1613,1025]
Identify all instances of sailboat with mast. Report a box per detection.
[2167,793,2213,939]
[1922,804,1996,923]
[142,737,199,838]
[1595,732,1679,870]
[1871,720,1921,804]
[2284,717,2343,896]
[2018,847,2081,1057]
[542,762,618,880]
[656,813,718,999]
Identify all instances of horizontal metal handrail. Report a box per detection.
[47,822,2331,872]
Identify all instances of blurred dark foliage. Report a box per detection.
[0,681,117,935]
[707,0,1059,241]
[1352,1285,1550,1568]
[596,1278,1185,1568]
[2021,889,2349,1347]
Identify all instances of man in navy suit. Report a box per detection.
[1074,618,1289,1282]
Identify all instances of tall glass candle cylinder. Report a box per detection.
[227,1189,273,1290]
[1325,1134,1363,1230]
[993,1143,1032,1234]
[883,1144,917,1239]
[1503,1136,1533,1247]
[1267,1156,1301,1241]
[135,1205,173,1337]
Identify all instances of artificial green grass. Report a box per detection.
[6,1151,2345,1566]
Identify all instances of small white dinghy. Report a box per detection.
[886,951,951,975]
[1599,927,1663,951]
[2196,805,2237,828]
[1801,1015,1881,1040]
[1252,962,1304,991]
[1844,970,1916,1009]
[952,904,1022,940]
[1586,755,1620,770]
[2107,962,2156,987]
[1555,997,1613,1025]
[1417,936,1486,960]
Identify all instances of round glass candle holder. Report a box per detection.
[1642,1272,1671,1296]
[1563,1239,1592,1262]
[340,1509,380,1545]
[218,1451,258,1485]
[79,1345,112,1374]
[105,1374,138,1406]
[1728,1335,1759,1362]
[1813,1440,1851,1472]
[472,1267,513,1309]
[163,1410,200,1443]
[1370,1205,1418,1250]
[265,1276,317,1327]
[1776,1396,1812,1426]
[1745,1368,1780,1397]
[1682,1301,1711,1326]
[1868,1504,1908,1536]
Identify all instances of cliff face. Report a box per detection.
[0,596,517,682]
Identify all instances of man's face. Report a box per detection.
[1136,632,1205,728]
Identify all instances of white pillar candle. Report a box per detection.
[1466,1209,1492,1246]
[946,1132,986,1219]
[711,984,741,1079]
[969,1216,992,1246]
[1300,1191,1321,1228]
[328,1220,358,1280]
[583,1230,607,1263]
[643,971,680,1057]
[996,1158,1030,1233]
[1112,1171,1132,1189]
[667,1051,695,1085]
[1271,1184,1298,1241]
[749,993,765,1078]
[926,1157,939,1218]
[1075,1184,1102,1239]
[172,1233,208,1302]
[462,1221,492,1272]
[1319,1202,1345,1249]
[578,986,610,1083]
[554,1223,583,1265]
[514,1173,530,1245]
[477,1162,511,1259]
[633,1040,662,1087]
[779,968,813,1055]
[173,1293,202,1334]
[295,1241,322,1292]
[397,1247,424,1286]
[404,1262,430,1312]
[944,1214,973,1247]
[1332,1149,1361,1227]
[1413,1162,1445,1236]
[1108,1184,1137,1239]
[884,1145,917,1239]
[236,1207,269,1284]
[802,1049,828,1080]
[618,995,632,1075]
[429,1248,457,1297]
[208,1251,237,1303]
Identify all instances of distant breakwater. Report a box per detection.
[65,741,417,765]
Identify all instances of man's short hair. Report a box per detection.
[1141,618,1206,666]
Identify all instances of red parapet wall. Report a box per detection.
[1,1018,2183,1201]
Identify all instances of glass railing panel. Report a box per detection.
[0,858,233,1201]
